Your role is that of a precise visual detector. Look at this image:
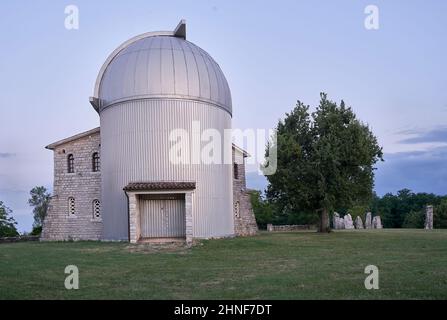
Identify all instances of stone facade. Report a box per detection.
[232,147,258,236]
[42,128,257,241]
[41,128,102,241]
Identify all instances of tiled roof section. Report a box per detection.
[123,181,196,191]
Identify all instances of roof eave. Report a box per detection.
[232,143,250,157]
[45,127,100,150]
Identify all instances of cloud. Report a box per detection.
[0,152,16,158]
[245,145,447,198]
[246,125,447,198]
[246,171,268,193]
[375,145,447,196]
[398,127,447,144]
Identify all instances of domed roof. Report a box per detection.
[91,21,232,115]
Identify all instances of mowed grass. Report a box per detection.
[1,229,447,299]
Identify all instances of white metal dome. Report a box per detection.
[91,21,232,115]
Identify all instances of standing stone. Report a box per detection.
[425,205,433,230]
[267,224,273,232]
[333,212,340,229]
[339,217,345,229]
[344,214,355,229]
[372,216,383,229]
[333,212,345,230]
[354,216,364,229]
[365,212,372,229]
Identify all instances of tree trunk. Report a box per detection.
[318,208,331,233]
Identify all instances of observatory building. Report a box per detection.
[42,21,258,243]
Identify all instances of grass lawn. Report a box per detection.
[1,229,446,299]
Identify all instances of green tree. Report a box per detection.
[265,93,383,232]
[434,199,447,228]
[28,186,50,229]
[373,189,444,228]
[347,203,370,222]
[0,201,19,237]
[249,190,275,229]
[377,192,403,228]
[402,210,424,228]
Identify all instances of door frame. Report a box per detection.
[125,189,194,244]
[139,194,186,239]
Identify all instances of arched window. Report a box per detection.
[67,154,74,173]
[68,197,75,216]
[92,152,100,172]
[92,199,101,219]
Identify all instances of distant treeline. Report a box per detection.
[250,188,447,229]
[370,189,447,229]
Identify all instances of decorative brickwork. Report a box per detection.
[41,129,102,241]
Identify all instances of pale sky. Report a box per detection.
[1,0,446,232]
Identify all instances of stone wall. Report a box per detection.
[0,236,39,243]
[41,130,102,241]
[232,148,258,236]
[267,224,315,232]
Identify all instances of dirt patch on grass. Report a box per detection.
[124,242,191,254]
[79,247,117,254]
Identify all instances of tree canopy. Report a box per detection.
[0,201,19,237]
[265,93,383,232]
[28,186,50,229]
[372,189,447,228]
